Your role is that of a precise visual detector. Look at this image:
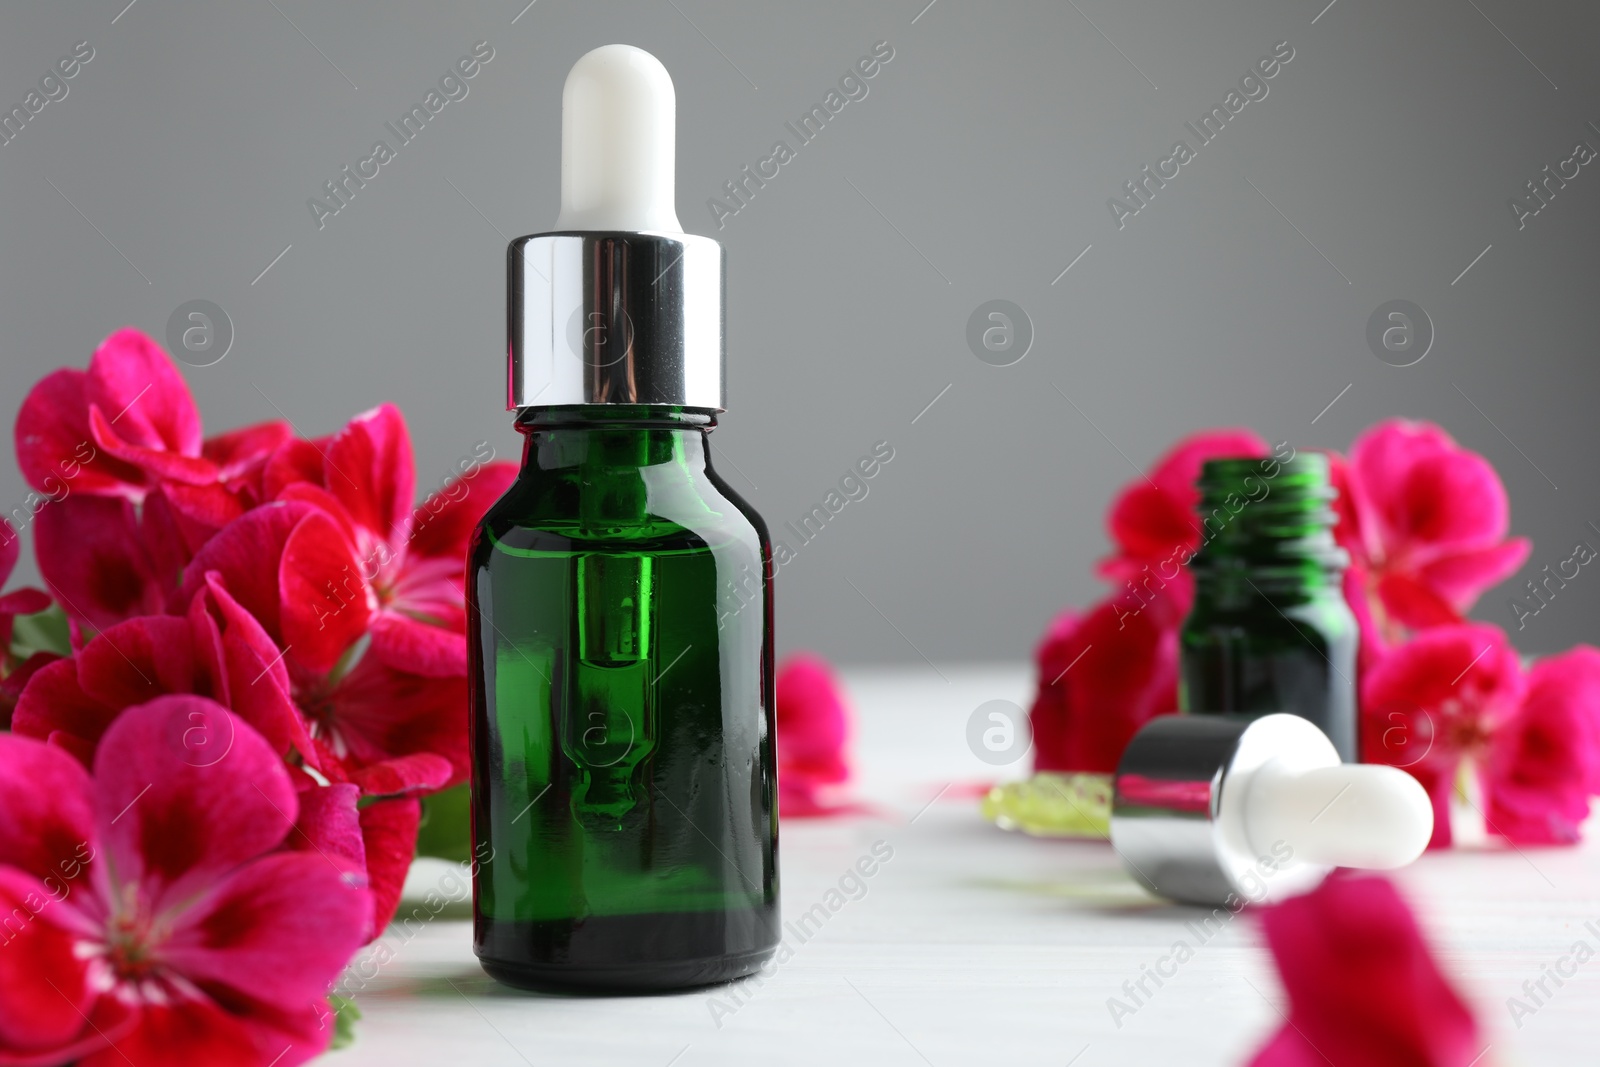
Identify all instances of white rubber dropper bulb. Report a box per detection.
[554,44,683,233]
[1246,761,1433,870]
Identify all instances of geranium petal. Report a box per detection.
[84,327,202,458]
[34,496,162,630]
[1350,420,1513,562]
[261,438,328,500]
[407,460,519,561]
[1030,598,1178,774]
[1249,874,1480,1066]
[359,796,421,931]
[0,734,95,885]
[93,697,297,912]
[162,851,370,1012]
[191,574,314,764]
[288,784,366,879]
[324,404,415,544]
[87,404,218,486]
[1485,646,1600,844]
[0,868,128,1066]
[775,654,851,784]
[279,510,372,676]
[176,501,319,636]
[1416,539,1532,613]
[78,995,315,1067]
[202,420,294,482]
[368,613,466,678]
[326,658,468,790]
[14,368,146,499]
[347,754,455,797]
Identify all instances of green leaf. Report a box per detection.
[328,994,362,1050]
[10,604,71,661]
[414,783,473,863]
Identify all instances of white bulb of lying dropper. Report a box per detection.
[554,44,683,233]
[1246,761,1433,870]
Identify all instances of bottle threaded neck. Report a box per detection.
[1190,453,1347,573]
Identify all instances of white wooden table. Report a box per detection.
[336,666,1600,1066]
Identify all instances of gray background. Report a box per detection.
[2,0,1596,667]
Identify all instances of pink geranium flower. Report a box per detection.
[1028,429,1266,773]
[1361,621,1600,847]
[0,695,369,1066]
[775,654,854,817]
[1335,420,1530,636]
[172,499,469,796]
[14,329,290,629]
[1249,874,1483,1067]
[1098,427,1272,623]
[12,567,435,930]
[259,403,516,678]
[1029,599,1178,774]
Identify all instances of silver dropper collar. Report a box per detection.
[506,230,725,411]
[1109,714,1336,907]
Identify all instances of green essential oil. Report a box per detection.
[467,407,778,992]
[1178,453,1358,761]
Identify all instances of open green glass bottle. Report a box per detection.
[1178,451,1358,760]
[467,45,777,992]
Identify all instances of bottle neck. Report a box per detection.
[1189,454,1347,599]
[515,406,715,474]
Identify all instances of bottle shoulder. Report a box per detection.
[472,465,766,559]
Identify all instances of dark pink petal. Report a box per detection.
[138,484,202,580]
[1147,428,1272,497]
[1030,598,1178,774]
[324,404,416,544]
[157,480,247,535]
[77,615,200,709]
[203,420,294,482]
[1249,874,1481,1067]
[1485,646,1600,844]
[1374,571,1464,630]
[275,482,359,544]
[288,784,366,878]
[34,496,162,630]
[79,996,311,1067]
[775,654,850,786]
[359,796,421,931]
[191,574,314,764]
[162,850,370,1012]
[279,509,372,676]
[322,657,469,790]
[1416,539,1532,613]
[87,404,218,486]
[1361,623,1524,737]
[369,612,467,678]
[176,501,319,636]
[9,657,115,759]
[0,588,52,618]
[1350,421,1512,560]
[1107,482,1196,566]
[94,697,298,913]
[407,460,519,561]
[84,327,202,459]
[0,868,130,1066]
[0,652,62,733]
[0,733,95,885]
[261,438,328,500]
[14,368,146,499]
[346,753,455,797]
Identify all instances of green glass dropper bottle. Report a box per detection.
[1178,451,1358,760]
[466,44,778,993]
